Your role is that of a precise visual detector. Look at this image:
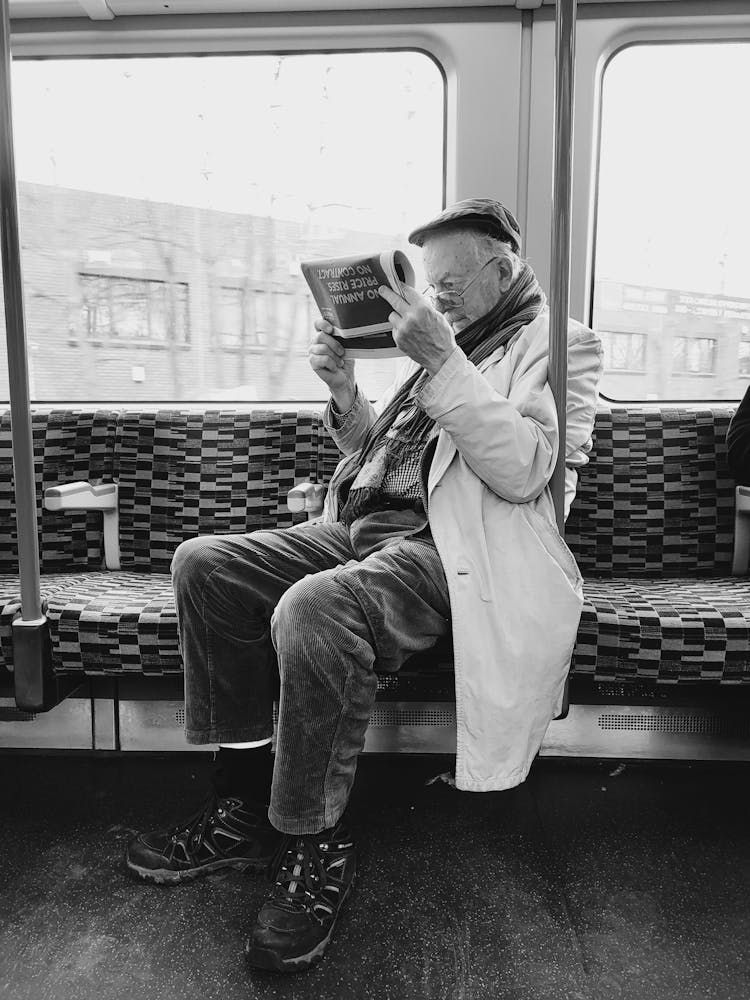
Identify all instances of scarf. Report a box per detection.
[337,260,547,523]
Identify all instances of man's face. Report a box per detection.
[422,230,504,334]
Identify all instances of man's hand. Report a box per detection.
[379,286,456,376]
[309,320,357,412]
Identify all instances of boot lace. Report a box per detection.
[168,791,241,863]
[270,835,328,912]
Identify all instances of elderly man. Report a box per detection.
[126,199,602,973]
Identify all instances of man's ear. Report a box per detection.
[497,256,514,293]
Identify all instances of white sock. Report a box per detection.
[219,739,273,749]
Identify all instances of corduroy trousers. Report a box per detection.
[172,511,450,835]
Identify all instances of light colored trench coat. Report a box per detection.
[322,308,602,791]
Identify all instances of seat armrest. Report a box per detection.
[44,481,118,511]
[44,481,121,570]
[287,482,327,519]
[732,485,750,575]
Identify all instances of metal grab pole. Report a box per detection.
[0,0,40,620]
[548,0,577,535]
[0,0,52,710]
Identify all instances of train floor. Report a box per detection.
[0,752,748,1000]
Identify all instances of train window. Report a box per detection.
[0,51,444,402]
[592,42,750,401]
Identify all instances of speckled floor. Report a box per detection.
[0,753,748,1000]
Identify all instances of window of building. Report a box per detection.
[740,340,750,377]
[2,51,444,401]
[592,42,750,400]
[80,275,189,346]
[600,331,646,372]
[216,286,317,354]
[672,337,717,376]
[216,287,245,351]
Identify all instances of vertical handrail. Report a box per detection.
[0,0,42,622]
[548,0,577,535]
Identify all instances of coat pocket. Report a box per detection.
[520,504,583,589]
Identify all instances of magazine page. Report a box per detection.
[380,250,415,300]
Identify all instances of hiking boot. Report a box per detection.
[244,823,356,973]
[125,792,282,885]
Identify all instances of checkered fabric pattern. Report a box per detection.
[573,576,750,683]
[0,571,178,675]
[4,568,748,682]
[566,408,736,577]
[0,574,17,669]
[0,409,117,574]
[1,405,746,684]
[0,408,323,671]
[114,409,321,573]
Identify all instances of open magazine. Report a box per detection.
[300,250,415,358]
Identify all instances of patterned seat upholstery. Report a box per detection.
[46,409,324,674]
[566,408,736,579]
[574,576,750,683]
[567,407,750,683]
[5,405,748,685]
[0,409,118,670]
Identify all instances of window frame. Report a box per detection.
[525,5,750,405]
[590,36,750,403]
[6,43,448,403]
[6,12,523,404]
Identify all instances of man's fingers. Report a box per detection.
[310,353,342,372]
[310,352,344,369]
[398,284,426,305]
[309,341,340,356]
[310,330,345,356]
[310,346,346,369]
[378,285,405,314]
[379,284,428,316]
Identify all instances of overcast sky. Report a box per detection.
[10,41,750,300]
[596,41,749,299]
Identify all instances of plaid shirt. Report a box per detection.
[343,412,438,502]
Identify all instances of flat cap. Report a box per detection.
[408,197,522,254]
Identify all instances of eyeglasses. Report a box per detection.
[423,255,501,310]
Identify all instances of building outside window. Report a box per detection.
[673,337,717,376]
[600,331,646,372]
[739,340,750,376]
[80,274,189,346]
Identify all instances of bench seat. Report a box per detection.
[0,571,176,675]
[2,404,748,694]
[574,576,750,683]
[0,408,119,673]
[5,571,747,684]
